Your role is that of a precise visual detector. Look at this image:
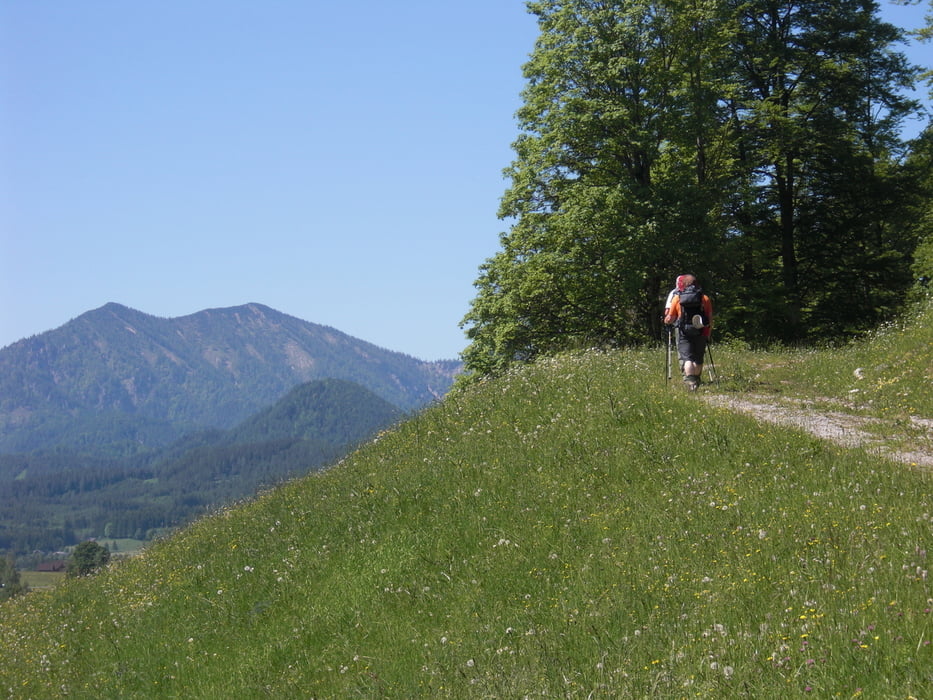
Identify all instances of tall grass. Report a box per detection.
[1,305,931,698]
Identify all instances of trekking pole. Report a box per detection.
[705,340,718,385]
[665,326,672,383]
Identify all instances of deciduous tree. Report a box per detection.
[725,0,920,339]
[67,541,110,578]
[0,554,28,601]
[462,0,920,374]
[462,0,735,375]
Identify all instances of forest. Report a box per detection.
[0,379,404,555]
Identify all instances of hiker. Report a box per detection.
[663,275,687,372]
[664,274,713,391]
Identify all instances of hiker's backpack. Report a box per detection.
[677,284,708,337]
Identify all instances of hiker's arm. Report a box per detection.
[664,298,679,325]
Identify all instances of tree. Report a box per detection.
[67,540,110,578]
[0,553,28,602]
[462,0,736,375]
[914,0,933,51]
[725,0,919,338]
[905,124,933,292]
[462,0,921,375]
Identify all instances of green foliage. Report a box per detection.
[464,0,736,374]
[0,554,28,602]
[906,125,933,293]
[66,541,110,578]
[913,1,933,83]
[464,0,923,375]
[1,308,931,696]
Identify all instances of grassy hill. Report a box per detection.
[1,301,931,698]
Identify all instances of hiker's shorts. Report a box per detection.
[677,333,707,364]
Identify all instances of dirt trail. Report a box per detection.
[705,394,933,470]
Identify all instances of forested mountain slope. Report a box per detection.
[0,378,404,552]
[0,302,459,454]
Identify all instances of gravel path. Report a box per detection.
[705,394,933,469]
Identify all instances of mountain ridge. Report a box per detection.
[0,302,460,454]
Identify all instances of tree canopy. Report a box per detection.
[67,541,111,578]
[462,0,929,376]
[0,554,28,601]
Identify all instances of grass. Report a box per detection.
[707,300,933,420]
[1,300,931,698]
[18,571,64,592]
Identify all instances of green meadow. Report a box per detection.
[1,301,930,698]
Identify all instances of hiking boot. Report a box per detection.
[684,375,700,392]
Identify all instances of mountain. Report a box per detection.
[0,378,404,552]
[0,302,460,455]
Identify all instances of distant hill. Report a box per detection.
[0,302,460,455]
[0,378,404,552]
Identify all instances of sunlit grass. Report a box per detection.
[17,571,63,591]
[706,297,933,420]
[1,301,931,698]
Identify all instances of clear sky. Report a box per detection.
[1,2,929,361]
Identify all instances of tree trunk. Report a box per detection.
[776,153,801,337]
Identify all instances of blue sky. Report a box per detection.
[1,1,929,360]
